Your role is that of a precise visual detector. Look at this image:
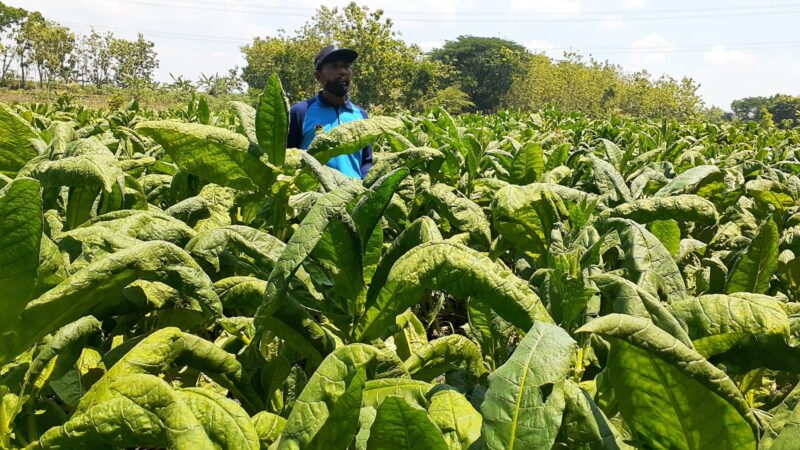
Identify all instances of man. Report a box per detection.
[287,44,372,179]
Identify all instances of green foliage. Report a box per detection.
[241,3,441,110]
[505,53,704,119]
[732,94,800,128]
[430,35,529,113]
[1,79,800,450]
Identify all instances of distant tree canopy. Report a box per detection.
[0,1,159,88]
[240,3,706,118]
[4,0,797,125]
[505,53,704,120]
[241,3,444,111]
[429,36,529,113]
[731,94,800,128]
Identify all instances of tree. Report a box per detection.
[504,52,703,119]
[731,94,800,128]
[0,2,26,84]
[26,18,75,84]
[241,32,319,100]
[109,33,158,88]
[240,2,441,111]
[75,29,115,85]
[731,96,768,121]
[764,94,800,128]
[430,35,529,112]
[197,67,243,96]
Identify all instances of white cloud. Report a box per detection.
[704,45,756,66]
[525,39,557,56]
[630,33,674,65]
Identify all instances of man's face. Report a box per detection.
[315,59,352,92]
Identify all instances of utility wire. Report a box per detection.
[90,0,800,17]
[88,0,800,23]
[168,0,800,16]
[62,21,800,55]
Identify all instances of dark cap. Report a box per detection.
[315,45,358,70]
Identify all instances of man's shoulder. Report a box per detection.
[349,101,368,118]
[289,96,318,115]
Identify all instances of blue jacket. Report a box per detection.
[287,93,373,179]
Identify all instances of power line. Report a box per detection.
[62,20,800,55]
[89,0,800,18]
[88,0,800,23]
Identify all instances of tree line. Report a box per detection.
[3,1,799,124]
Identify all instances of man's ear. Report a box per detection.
[314,70,323,84]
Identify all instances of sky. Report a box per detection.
[11,0,800,110]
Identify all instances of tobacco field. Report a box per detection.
[2,75,800,449]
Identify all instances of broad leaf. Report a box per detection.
[481,322,576,450]
[578,315,758,450]
[365,396,448,450]
[137,120,276,192]
[0,103,40,176]
[308,116,403,164]
[726,218,778,294]
[0,178,42,332]
[256,73,289,167]
[357,241,552,342]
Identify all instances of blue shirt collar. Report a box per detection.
[316,91,354,112]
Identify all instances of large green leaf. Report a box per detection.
[365,396,448,450]
[427,183,492,245]
[0,103,40,176]
[78,210,196,246]
[726,218,778,294]
[600,194,718,226]
[578,314,758,450]
[78,327,255,412]
[492,183,570,254]
[0,178,42,333]
[357,241,552,342]
[275,344,381,450]
[165,183,235,233]
[402,335,487,383]
[229,101,257,143]
[256,73,289,167]
[3,242,221,365]
[307,116,403,164]
[363,147,443,186]
[33,374,217,450]
[655,165,723,197]
[176,388,260,450]
[553,380,629,450]
[601,218,687,300]
[252,411,286,448]
[186,225,285,273]
[481,322,576,450]
[352,167,409,249]
[671,293,789,357]
[583,155,633,204]
[592,273,692,347]
[368,216,442,305]
[136,120,276,192]
[427,389,482,450]
[21,316,102,403]
[509,142,544,185]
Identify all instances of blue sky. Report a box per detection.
[13,0,800,109]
